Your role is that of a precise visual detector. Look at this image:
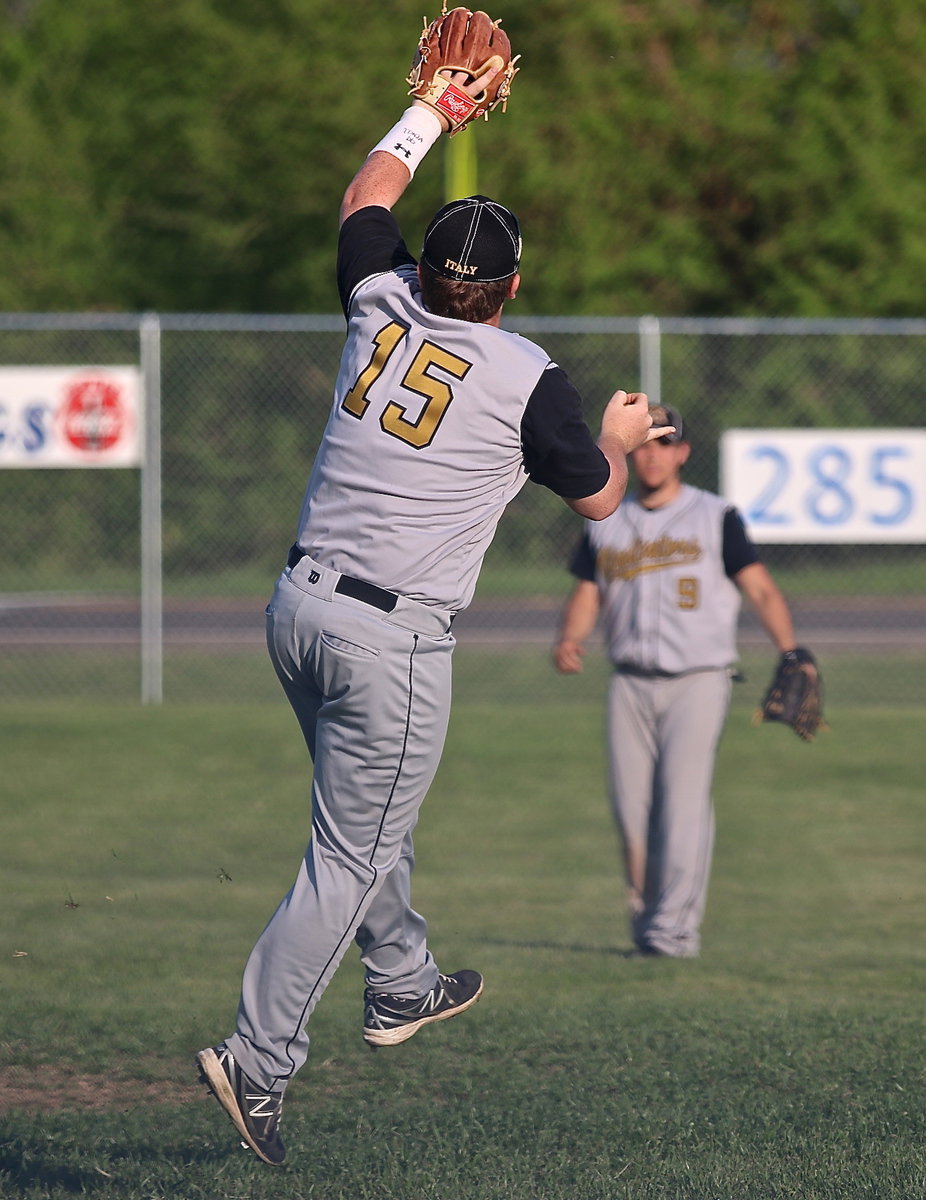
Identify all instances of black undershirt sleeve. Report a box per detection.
[336,207,417,317]
[520,365,610,500]
[568,533,596,581]
[723,506,761,578]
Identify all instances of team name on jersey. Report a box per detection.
[598,535,702,582]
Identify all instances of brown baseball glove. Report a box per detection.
[407,5,519,135]
[754,647,827,742]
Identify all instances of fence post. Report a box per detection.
[639,314,661,405]
[139,313,163,705]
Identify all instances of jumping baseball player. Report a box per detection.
[553,405,811,958]
[196,9,668,1166]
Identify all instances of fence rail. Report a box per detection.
[1,312,923,706]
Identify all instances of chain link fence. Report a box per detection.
[1,313,923,707]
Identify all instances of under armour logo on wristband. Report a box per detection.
[393,143,412,159]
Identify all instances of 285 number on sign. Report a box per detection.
[720,429,926,543]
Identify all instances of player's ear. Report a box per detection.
[677,442,691,467]
[506,272,520,301]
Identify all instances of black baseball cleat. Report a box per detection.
[632,940,666,957]
[362,969,484,1048]
[196,1043,285,1166]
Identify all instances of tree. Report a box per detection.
[3,0,926,316]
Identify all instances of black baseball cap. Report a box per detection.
[649,403,685,443]
[421,195,522,282]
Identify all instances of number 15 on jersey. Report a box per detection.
[720,429,926,543]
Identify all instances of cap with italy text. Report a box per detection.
[421,195,522,282]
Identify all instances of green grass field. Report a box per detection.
[4,640,925,710]
[2,654,925,1199]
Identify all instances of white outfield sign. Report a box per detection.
[720,429,926,544]
[0,366,142,468]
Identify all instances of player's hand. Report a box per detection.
[599,390,671,456]
[413,65,501,132]
[553,639,585,674]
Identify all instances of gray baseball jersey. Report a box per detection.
[575,484,753,674]
[296,206,609,614]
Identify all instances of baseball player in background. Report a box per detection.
[553,405,807,958]
[195,50,669,1164]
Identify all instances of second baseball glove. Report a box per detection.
[408,5,519,135]
[754,647,826,742]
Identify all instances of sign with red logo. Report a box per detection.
[0,366,142,468]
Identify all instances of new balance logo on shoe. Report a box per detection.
[246,1092,279,1120]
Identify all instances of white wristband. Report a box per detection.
[369,105,443,178]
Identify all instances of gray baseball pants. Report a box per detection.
[606,668,732,957]
[226,554,456,1091]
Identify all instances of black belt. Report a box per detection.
[287,545,398,614]
[614,662,676,679]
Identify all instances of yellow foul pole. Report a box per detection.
[444,130,478,201]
